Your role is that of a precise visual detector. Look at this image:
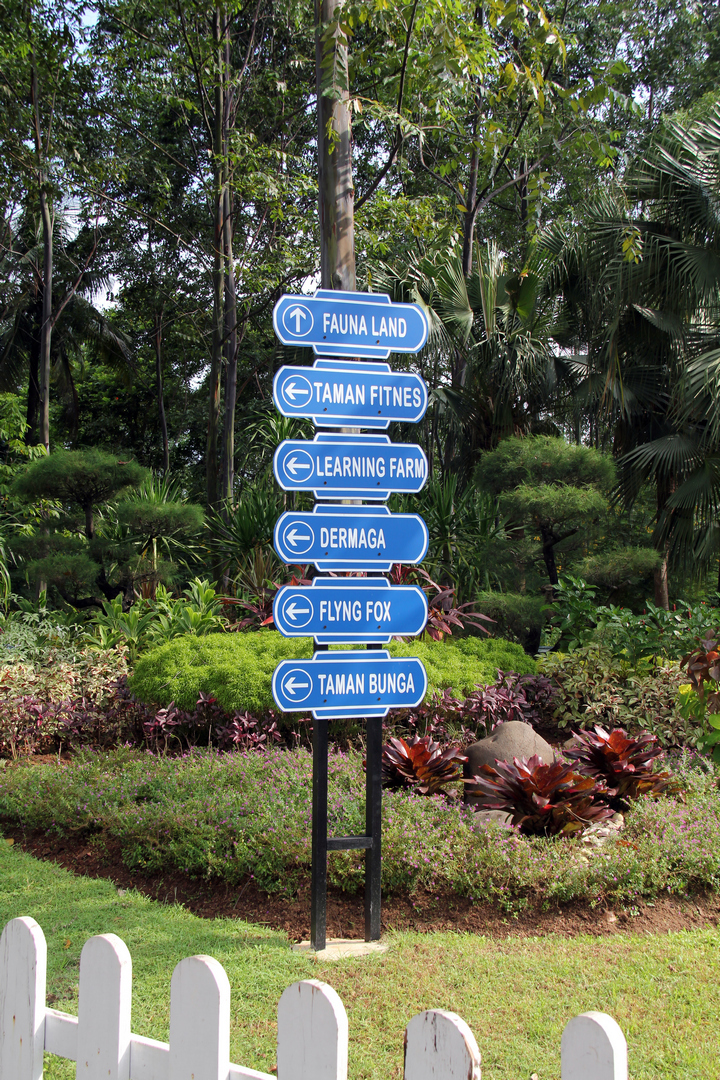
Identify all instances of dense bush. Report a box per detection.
[538,646,696,747]
[547,575,720,659]
[128,632,535,715]
[0,748,717,907]
[0,675,287,759]
[0,647,128,707]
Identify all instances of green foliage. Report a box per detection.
[205,487,286,592]
[575,546,662,590]
[475,436,616,495]
[503,481,607,525]
[474,437,619,586]
[10,454,205,605]
[87,579,226,661]
[538,646,696,748]
[128,632,536,715]
[548,575,720,660]
[115,500,204,541]
[13,450,147,519]
[404,477,509,598]
[26,550,100,600]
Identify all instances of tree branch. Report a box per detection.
[354,0,419,211]
[176,1,214,141]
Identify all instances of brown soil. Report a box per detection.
[3,825,720,941]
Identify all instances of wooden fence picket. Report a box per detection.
[277,979,348,1080]
[0,917,638,1080]
[0,916,46,1080]
[404,1010,481,1080]
[169,955,231,1080]
[76,934,132,1080]
[561,1012,628,1080]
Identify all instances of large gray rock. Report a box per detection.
[463,721,556,806]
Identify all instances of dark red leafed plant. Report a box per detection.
[466,755,614,835]
[215,711,282,750]
[233,567,312,629]
[681,632,720,713]
[380,734,468,795]
[564,725,675,804]
[397,672,557,743]
[387,565,495,640]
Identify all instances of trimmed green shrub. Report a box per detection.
[475,591,546,653]
[128,632,536,714]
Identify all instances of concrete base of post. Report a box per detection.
[292,938,389,961]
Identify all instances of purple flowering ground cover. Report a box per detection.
[0,747,718,909]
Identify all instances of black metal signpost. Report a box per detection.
[310,712,382,947]
[270,307,430,951]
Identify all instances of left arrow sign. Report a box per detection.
[274,577,428,644]
[272,651,427,718]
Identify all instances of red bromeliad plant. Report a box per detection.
[467,755,614,835]
[564,725,674,804]
[380,734,468,795]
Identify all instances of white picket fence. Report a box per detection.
[0,916,628,1080]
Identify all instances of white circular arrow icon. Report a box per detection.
[281,303,313,338]
[282,595,313,628]
[282,448,314,481]
[281,522,314,555]
[281,375,312,407]
[281,668,313,702]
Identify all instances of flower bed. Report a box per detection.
[0,747,717,909]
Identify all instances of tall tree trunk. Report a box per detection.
[653,476,675,610]
[540,525,559,586]
[25,300,41,445]
[461,129,479,278]
[37,187,53,453]
[220,12,237,508]
[153,310,170,474]
[654,553,669,610]
[315,0,355,290]
[220,181,237,504]
[206,5,225,509]
[30,54,53,453]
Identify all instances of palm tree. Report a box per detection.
[375,241,569,484]
[0,209,131,444]
[540,105,720,604]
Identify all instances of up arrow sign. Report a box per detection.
[273,290,428,359]
[288,306,309,334]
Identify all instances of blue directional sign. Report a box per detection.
[272,650,428,718]
[273,360,428,430]
[272,290,429,359]
[274,433,428,500]
[274,506,428,571]
[274,577,428,644]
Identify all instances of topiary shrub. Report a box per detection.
[128,632,536,716]
[474,591,546,653]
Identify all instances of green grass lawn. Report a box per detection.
[1,839,719,1080]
